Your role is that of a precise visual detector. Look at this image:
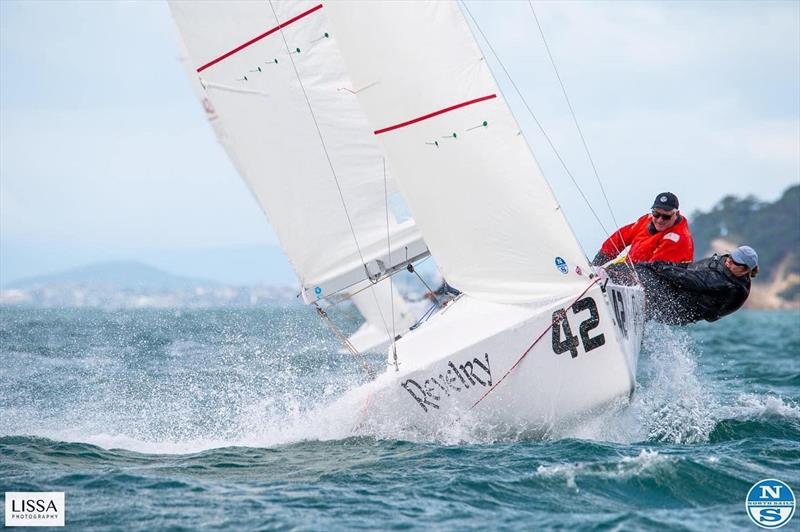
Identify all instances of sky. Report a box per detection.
[1,0,798,286]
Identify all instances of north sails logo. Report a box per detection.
[5,492,65,527]
[401,353,492,412]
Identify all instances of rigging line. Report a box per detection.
[266,1,369,271]
[356,171,395,360]
[527,1,624,254]
[455,1,592,264]
[365,282,394,355]
[409,265,440,307]
[360,275,395,366]
[315,304,375,380]
[349,174,395,355]
[470,277,600,410]
[459,1,611,240]
[351,167,396,363]
[528,2,641,285]
[383,157,400,371]
[266,0,393,360]
[410,301,440,330]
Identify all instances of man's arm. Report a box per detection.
[639,261,724,293]
[593,219,638,265]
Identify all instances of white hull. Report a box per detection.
[335,283,644,435]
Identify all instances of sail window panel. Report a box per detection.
[350,280,418,340]
[387,192,413,225]
[326,1,590,303]
[170,0,426,299]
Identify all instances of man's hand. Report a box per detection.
[591,265,609,282]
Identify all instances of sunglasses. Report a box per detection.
[730,258,750,269]
[651,210,676,220]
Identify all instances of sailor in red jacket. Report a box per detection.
[591,192,694,266]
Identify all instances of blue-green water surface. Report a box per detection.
[1,307,798,530]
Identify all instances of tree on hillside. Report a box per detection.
[690,185,800,279]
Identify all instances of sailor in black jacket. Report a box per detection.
[634,245,758,325]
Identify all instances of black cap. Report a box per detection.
[652,192,679,211]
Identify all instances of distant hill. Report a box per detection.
[690,185,800,308]
[0,241,298,288]
[1,261,298,308]
[7,261,217,291]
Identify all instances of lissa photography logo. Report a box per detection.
[746,479,796,529]
[4,492,65,527]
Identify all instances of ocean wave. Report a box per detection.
[717,393,800,422]
[2,308,798,451]
[709,394,800,442]
[543,324,799,446]
[535,449,674,488]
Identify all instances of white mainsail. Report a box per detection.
[170,1,427,304]
[325,1,590,304]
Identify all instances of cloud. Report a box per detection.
[461,0,799,249]
[712,120,800,166]
[0,107,276,248]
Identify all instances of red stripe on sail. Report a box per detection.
[373,94,497,135]
[196,4,323,73]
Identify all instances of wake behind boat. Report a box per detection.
[170,0,645,433]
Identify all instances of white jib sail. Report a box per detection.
[169,1,427,303]
[325,1,591,304]
[346,281,419,353]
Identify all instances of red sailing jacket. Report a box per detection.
[600,214,694,263]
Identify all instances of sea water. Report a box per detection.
[1,306,798,530]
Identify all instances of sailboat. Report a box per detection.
[170,0,645,433]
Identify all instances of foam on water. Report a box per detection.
[2,308,797,454]
[535,449,676,490]
[718,393,800,421]
[547,322,719,444]
[17,393,361,455]
[494,321,798,446]
[631,322,720,443]
[3,308,797,531]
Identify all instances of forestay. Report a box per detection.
[169,1,427,303]
[325,1,590,304]
[347,281,418,353]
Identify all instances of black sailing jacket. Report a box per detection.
[635,254,751,325]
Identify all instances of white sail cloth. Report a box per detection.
[346,281,419,353]
[325,1,590,303]
[169,1,427,303]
